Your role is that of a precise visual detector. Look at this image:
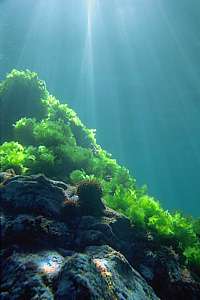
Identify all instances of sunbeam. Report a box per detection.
[76,0,99,124]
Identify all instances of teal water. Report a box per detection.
[0,0,200,216]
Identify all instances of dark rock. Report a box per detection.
[55,245,159,300]
[61,198,81,219]
[2,214,72,249]
[78,215,98,229]
[75,229,108,249]
[138,247,200,300]
[77,215,122,250]
[1,174,200,299]
[104,207,133,241]
[1,252,56,299]
[0,174,66,219]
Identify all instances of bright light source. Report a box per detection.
[87,0,96,12]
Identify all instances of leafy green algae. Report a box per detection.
[0,69,199,274]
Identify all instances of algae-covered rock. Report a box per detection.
[1,174,200,299]
[0,69,199,285]
[0,70,199,299]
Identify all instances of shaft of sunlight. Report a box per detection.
[77,0,98,124]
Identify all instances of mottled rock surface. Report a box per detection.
[56,245,158,300]
[0,174,200,299]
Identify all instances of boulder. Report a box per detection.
[55,245,159,300]
[0,174,67,219]
[1,174,199,299]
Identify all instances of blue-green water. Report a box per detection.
[0,0,200,216]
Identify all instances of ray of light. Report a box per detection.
[75,0,98,125]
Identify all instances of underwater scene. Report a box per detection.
[0,0,200,299]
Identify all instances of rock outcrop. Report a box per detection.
[0,174,200,299]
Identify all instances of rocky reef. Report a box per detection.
[0,69,200,299]
[1,173,200,299]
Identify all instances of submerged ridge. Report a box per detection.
[0,70,200,299]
